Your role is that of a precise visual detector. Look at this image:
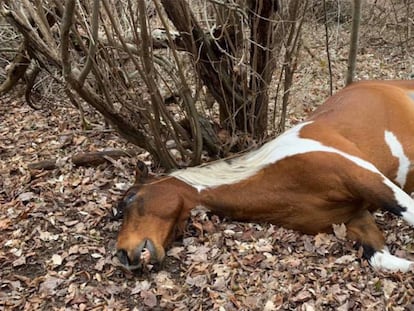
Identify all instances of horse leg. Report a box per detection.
[377,177,414,227]
[343,156,414,227]
[346,209,414,272]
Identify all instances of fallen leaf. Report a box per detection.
[39,277,64,295]
[18,192,35,202]
[167,246,184,259]
[333,223,347,240]
[68,245,79,255]
[337,301,349,311]
[314,233,331,248]
[91,253,102,258]
[131,280,151,295]
[94,258,105,271]
[141,290,157,307]
[254,238,273,252]
[335,254,355,265]
[0,218,12,230]
[293,289,312,302]
[73,136,87,145]
[52,254,63,266]
[13,256,26,267]
[382,279,396,300]
[302,302,316,311]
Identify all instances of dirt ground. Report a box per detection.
[1,3,414,311]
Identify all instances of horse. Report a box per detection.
[116,80,414,273]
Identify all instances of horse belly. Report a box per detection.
[267,198,360,235]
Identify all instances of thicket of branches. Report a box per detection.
[0,0,412,169]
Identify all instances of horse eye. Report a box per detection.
[111,192,137,220]
[111,199,125,220]
[124,192,137,205]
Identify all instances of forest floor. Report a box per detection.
[1,5,414,311]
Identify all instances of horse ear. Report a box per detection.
[135,160,149,184]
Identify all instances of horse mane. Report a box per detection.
[169,122,311,191]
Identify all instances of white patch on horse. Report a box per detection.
[369,248,414,272]
[408,91,414,102]
[384,130,410,188]
[171,121,414,224]
[401,205,414,225]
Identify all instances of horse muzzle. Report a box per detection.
[116,239,160,271]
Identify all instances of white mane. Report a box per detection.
[170,122,312,191]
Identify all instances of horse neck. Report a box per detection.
[195,173,291,223]
[157,176,201,211]
[197,183,257,220]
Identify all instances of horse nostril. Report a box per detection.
[116,249,129,266]
[116,240,158,270]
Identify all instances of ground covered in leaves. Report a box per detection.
[2,15,414,311]
[2,94,414,311]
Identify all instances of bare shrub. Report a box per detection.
[1,0,411,169]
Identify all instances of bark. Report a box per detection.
[247,0,279,137]
[161,0,276,137]
[346,0,361,86]
[28,149,138,170]
[277,0,308,133]
[0,43,30,95]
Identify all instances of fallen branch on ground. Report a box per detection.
[28,149,138,170]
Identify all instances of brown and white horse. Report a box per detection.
[116,80,414,273]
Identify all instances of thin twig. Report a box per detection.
[323,0,333,95]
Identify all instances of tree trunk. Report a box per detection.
[161,0,278,139]
[247,0,279,137]
[346,0,362,86]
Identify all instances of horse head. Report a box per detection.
[115,161,195,271]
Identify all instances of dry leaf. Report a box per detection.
[17,192,35,202]
[314,233,331,248]
[68,245,79,255]
[254,238,273,252]
[335,255,355,265]
[333,223,347,240]
[39,277,64,295]
[52,254,63,266]
[337,301,349,311]
[140,290,157,307]
[73,136,87,145]
[94,258,106,271]
[382,279,396,300]
[302,302,316,311]
[12,256,26,267]
[263,300,276,311]
[0,219,12,230]
[293,290,312,302]
[167,246,184,259]
[131,280,151,295]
